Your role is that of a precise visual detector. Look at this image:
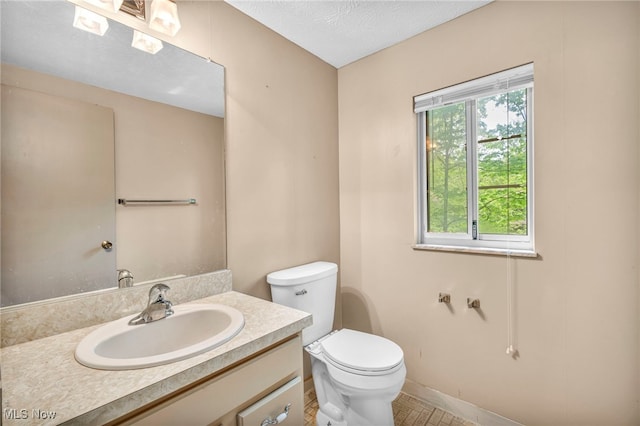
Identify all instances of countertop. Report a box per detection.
[0,291,312,425]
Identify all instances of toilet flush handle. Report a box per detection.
[260,404,290,426]
[295,289,307,296]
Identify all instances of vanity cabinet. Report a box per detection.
[113,335,303,426]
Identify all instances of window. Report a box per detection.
[414,64,534,255]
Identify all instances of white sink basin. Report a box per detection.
[75,304,244,370]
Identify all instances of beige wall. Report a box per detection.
[189,2,341,303]
[338,1,639,425]
[114,92,225,283]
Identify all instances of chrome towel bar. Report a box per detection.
[118,198,196,206]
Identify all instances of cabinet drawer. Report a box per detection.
[237,377,302,426]
[124,336,302,425]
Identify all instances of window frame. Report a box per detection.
[415,64,535,256]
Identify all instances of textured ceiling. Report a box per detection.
[225,0,493,68]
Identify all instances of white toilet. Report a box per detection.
[267,261,406,426]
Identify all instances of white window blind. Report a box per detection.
[414,63,534,113]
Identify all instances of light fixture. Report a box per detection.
[120,0,146,20]
[149,0,181,36]
[73,6,109,36]
[131,30,163,54]
[83,0,124,13]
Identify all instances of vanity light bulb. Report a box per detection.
[131,30,164,54]
[73,6,109,36]
[149,0,181,36]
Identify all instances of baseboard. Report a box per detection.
[402,379,523,426]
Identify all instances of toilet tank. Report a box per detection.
[267,261,338,346]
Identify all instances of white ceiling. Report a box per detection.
[225,0,493,68]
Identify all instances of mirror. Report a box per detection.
[1,0,226,307]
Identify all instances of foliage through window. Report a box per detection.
[415,64,534,253]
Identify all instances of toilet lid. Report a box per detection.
[320,329,404,373]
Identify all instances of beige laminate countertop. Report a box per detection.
[1,291,312,425]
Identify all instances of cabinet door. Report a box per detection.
[236,377,302,426]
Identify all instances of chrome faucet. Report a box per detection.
[117,269,134,288]
[128,283,174,325]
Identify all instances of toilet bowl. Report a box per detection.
[267,262,406,426]
[306,329,406,426]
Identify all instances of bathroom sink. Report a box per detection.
[75,304,244,370]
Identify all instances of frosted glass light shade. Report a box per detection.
[149,0,181,36]
[84,0,124,13]
[73,6,109,36]
[131,30,163,54]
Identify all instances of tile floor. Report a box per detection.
[304,388,477,426]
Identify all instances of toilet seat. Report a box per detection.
[318,329,404,376]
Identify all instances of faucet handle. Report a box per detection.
[117,269,134,288]
[128,283,174,325]
[148,283,171,304]
[117,269,133,279]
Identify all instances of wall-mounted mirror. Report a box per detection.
[1,0,226,307]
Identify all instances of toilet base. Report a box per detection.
[316,409,347,426]
[314,392,395,426]
[345,398,394,426]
